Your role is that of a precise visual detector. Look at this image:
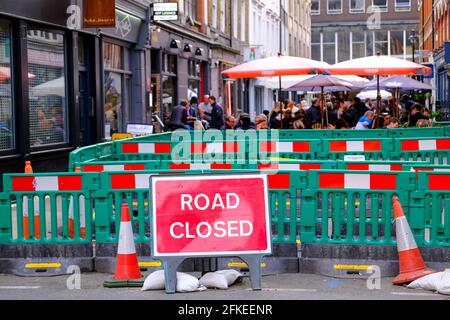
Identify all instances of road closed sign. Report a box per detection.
[151,174,271,257]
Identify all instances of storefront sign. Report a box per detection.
[151,174,271,257]
[83,0,116,28]
[151,2,178,21]
[127,123,153,136]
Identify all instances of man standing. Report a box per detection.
[168,100,189,131]
[206,96,224,129]
[305,98,321,128]
[199,94,212,125]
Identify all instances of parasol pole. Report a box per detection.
[227,80,232,116]
[279,74,283,129]
[375,74,381,128]
[321,86,325,128]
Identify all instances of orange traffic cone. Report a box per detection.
[23,161,40,239]
[114,203,141,280]
[69,167,86,239]
[392,196,435,285]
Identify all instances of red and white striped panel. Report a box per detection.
[428,174,450,190]
[83,164,146,172]
[190,142,239,154]
[169,163,233,170]
[122,143,171,154]
[318,173,397,190]
[346,163,403,171]
[12,176,83,192]
[329,140,381,152]
[267,173,291,189]
[401,139,450,151]
[259,141,310,153]
[412,167,450,173]
[258,163,321,170]
[111,174,152,189]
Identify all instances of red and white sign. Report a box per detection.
[151,174,271,257]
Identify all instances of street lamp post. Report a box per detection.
[409,31,419,82]
[409,30,419,63]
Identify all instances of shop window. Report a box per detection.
[390,30,405,57]
[27,27,67,147]
[311,0,320,15]
[161,74,177,121]
[323,32,336,64]
[188,59,201,100]
[184,0,198,21]
[350,0,365,13]
[337,32,350,62]
[327,0,343,14]
[103,42,129,139]
[352,31,366,59]
[374,31,388,55]
[395,0,410,11]
[0,21,14,151]
[372,0,388,12]
[163,53,177,74]
[311,31,321,61]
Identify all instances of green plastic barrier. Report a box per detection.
[80,160,250,171]
[318,138,393,160]
[0,173,99,244]
[402,164,450,173]
[336,160,427,171]
[388,127,446,138]
[332,129,389,139]
[412,171,450,247]
[69,141,116,171]
[299,170,416,246]
[256,139,321,160]
[93,169,307,244]
[256,159,336,171]
[391,137,450,164]
[277,129,332,140]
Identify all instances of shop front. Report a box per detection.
[434,42,450,118]
[150,28,210,129]
[0,0,150,187]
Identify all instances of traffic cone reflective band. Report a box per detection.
[69,167,86,238]
[114,203,141,280]
[23,161,40,240]
[392,197,434,285]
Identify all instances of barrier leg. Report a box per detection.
[163,257,184,294]
[243,255,264,291]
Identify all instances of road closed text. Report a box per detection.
[170,193,254,239]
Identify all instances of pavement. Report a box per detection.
[0,272,448,300]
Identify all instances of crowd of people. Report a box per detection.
[166,94,433,131]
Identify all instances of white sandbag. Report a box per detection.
[142,270,165,291]
[176,272,204,293]
[437,270,450,295]
[141,270,205,292]
[407,272,443,291]
[199,269,242,289]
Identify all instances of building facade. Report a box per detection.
[311,0,420,64]
[244,0,311,118]
[288,0,312,58]
[151,0,248,122]
[421,0,450,116]
[0,0,251,182]
[0,0,152,180]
